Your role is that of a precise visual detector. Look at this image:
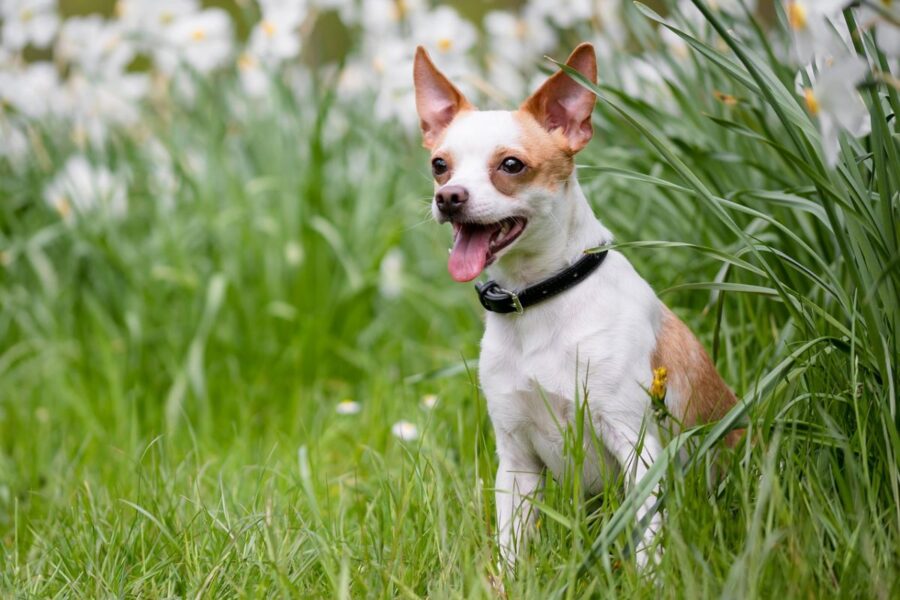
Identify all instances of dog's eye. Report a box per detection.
[432,157,448,176]
[500,157,525,174]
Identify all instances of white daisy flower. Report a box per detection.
[248,0,305,64]
[784,0,851,64]
[43,155,128,221]
[529,0,592,29]
[0,61,61,119]
[410,6,476,69]
[62,70,149,147]
[796,53,871,166]
[156,8,233,75]
[336,400,361,415]
[1,0,59,51]
[0,118,29,168]
[56,15,135,78]
[391,420,419,441]
[483,8,557,98]
[856,3,900,58]
[378,248,404,299]
[352,0,426,34]
[420,394,438,410]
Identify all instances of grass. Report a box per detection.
[2,2,899,597]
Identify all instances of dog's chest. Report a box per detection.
[478,300,618,484]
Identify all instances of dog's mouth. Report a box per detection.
[448,217,527,282]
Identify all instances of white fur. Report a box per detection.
[434,110,666,567]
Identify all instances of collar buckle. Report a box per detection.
[476,281,522,314]
[508,288,524,314]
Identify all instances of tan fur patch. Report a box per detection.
[488,111,574,197]
[652,306,742,446]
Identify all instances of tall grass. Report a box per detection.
[1,1,898,597]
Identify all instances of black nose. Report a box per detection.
[435,185,469,216]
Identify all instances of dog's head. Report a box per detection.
[413,43,597,282]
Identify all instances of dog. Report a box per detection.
[413,42,739,569]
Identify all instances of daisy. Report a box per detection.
[796,52,871,166]
[56,15,135,78]
[43,155,128,221]
[336,400,362,415]
[1,0,59,51]
[247,0,305,64]
[156,8,233,75]
[391,420,419,441]
[378,248,404,299]
[784,0,851,63]
[410,6,476,70]
[0,61,61,119]
[856,2,900,58]
[62,70,149,147]
[483,7,557,98]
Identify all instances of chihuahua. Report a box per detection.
[413,43,739,568]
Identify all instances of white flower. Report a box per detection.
[410,6,476,67]
[352,0,426,34]
[237,52,270,97]
[484,9,556,69]
[784,0,851,63]
[43,155,128,220]
[856,3,900,58]
[115,0,199,40]
[796,53,871,166]
[484,7,558,98]
[0,61,61,118]
[420,394,438,410]
[0,118,29,168]
[365,6,477,129]
[529,0,592,28]
[62,70,149,147]
[336,400,361,415]
[248,0,305,64]
[378,248,404,298]
[57,15,135,78]
[144,138,178,211]
[1,0,59,51]
[284,240,303,266]
[156,8,233,74]
[391,420,419,441]
[363,37,417,129]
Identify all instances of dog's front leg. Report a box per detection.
[598,419,663,568]
[494,436,543,569]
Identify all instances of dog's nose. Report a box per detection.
[435,185,469,217]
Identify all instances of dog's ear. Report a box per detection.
[520,43,597,152]
[413,46,473,149]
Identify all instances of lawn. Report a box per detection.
[1,1,898,597]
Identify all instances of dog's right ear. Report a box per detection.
[520,43,597,153]
[413,46,473,149]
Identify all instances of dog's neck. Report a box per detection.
[487,174,612,291]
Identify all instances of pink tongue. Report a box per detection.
[448,224,495,282]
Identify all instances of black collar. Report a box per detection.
[475,248,609,314]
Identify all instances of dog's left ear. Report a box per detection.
[413,46,473,149]
[521,43,597,153]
